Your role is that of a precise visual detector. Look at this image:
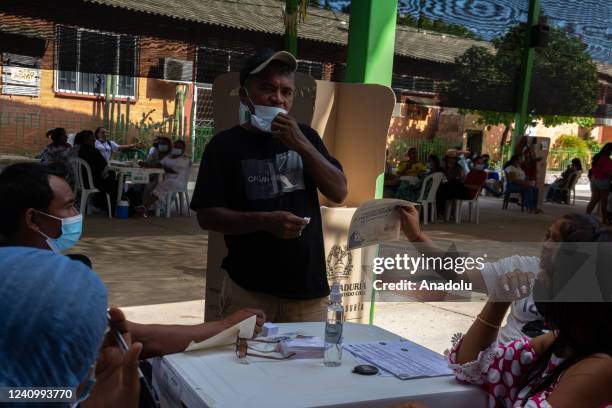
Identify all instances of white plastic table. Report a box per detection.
[109,163,164,212]
[152,322,486,408]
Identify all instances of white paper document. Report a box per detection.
[184,316,256,352]
[347,199,416,250]
[344,340,453,380]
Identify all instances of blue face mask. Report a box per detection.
[71,363,96,407]
[36,211,83,253]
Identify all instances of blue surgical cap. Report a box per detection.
[0,247,108,389]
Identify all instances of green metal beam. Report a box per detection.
[284,0,299,56]
[345,0,398,325]
[510,0,540,156]
[345,0,398,88]
[345,0,398,203]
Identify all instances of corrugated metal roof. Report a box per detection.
[82,0,494,64]
[595,63,612,79]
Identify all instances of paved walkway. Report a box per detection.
[73,190,595,353]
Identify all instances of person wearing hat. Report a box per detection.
[191,49,348,322]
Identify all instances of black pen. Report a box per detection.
[107,313,160,408]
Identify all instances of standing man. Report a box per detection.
[191,49,348,322]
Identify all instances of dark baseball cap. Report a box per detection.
[239,49,298,86]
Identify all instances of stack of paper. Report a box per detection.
[279,336,325,359]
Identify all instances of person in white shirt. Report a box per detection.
[136,139,191,217]
[396,205,605,344]
[504,154,541,213]
[94,127,142,162]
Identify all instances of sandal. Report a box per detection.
[135,205,149,218]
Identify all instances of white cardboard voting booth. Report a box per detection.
[203,73,395,324]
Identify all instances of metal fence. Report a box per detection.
[192,85,214,163]
[387,137,458,167]
[499,145,598,171]
[546,147,599,171]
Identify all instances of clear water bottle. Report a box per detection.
[324,282,344,367]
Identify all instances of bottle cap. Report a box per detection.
[330,282,342,303]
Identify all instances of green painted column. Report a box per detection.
[284,0,299,56]
[345,0,398,325]
[345,0,398,88]
[345,0,398,202]
[510,0,540,156]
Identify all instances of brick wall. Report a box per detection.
[1,36,193,155]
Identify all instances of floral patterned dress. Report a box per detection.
[447,336,611,408]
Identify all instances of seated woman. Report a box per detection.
[94,126,142,162]
[142,136,172,167]
[76,129,118,213]
[40,127,70,166]
[136,140,191,217]
[546,158,582,203]
[505,154,541,214]
[395,211,612,408]
[436,151,485,218]
[396,154,443,202]
[397,147,427,177]
[446,219,611,408]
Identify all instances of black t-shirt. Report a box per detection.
[190,124,343,299]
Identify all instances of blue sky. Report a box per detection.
[327,0,611,63]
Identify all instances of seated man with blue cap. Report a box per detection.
[0,163,265,358]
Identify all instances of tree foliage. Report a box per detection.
[441,22,600,123]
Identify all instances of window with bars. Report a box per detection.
[195,47,327,83]
[55,25,138,98]
[196,47,249,84]
[392,74,438,94]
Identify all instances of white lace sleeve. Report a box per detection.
[447,335,499,385]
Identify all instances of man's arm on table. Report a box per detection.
[109,307,265,359]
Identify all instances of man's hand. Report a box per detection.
[223,308,266,335]
[398,205,423,242]
[262,211,308,239]
[83,307,142,408]
[271,113,309,152]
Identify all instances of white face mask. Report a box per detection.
[250,105,287,132]
[171,148,183,156]
[239,103,250,125]
[241,90,287,132]
[473,164,485,171]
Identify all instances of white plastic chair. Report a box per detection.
[416,173,444,225]
[69,158,112,218]
[163,188,192,218]
[551,170,582,205]
[446,187,482,224]
[155,160,193,218]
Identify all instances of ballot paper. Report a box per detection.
[347,199,416,250]
[184,315,256,352]
[344,340,453,380]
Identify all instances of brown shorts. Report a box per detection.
[219,273,328,323]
